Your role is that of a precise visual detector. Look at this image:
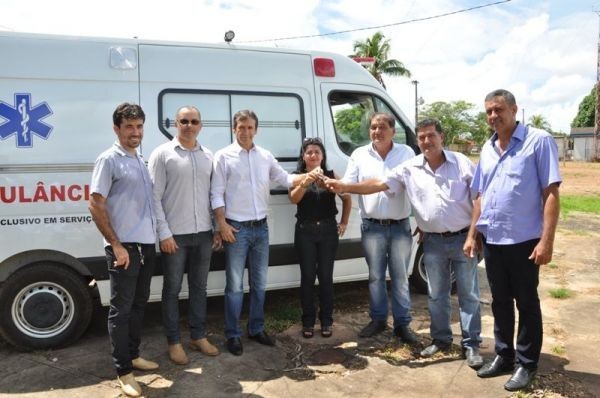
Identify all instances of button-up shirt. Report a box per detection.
[342,142,415,219]
[210,141,294,221]
[148,137,214,241]
[90,142,156,245]
[472,123,562,244]
[385,150,475,233]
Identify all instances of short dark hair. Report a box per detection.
[296,137,328,173]
[368,112,395,128]
[233,109,259,129]
[416,119,443,134]
[485,89,516,107]
[113,103,145,126]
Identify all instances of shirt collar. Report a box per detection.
[232,140,255,153]
[172,136,201,151]
[112,142,139,158]
[417,149,452,172]
[490,121,525,146]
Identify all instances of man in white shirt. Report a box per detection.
[327,119,482,368]
[211,109,310,356]
[148,106,220,365]
[339,112,418,342]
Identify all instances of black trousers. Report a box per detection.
[294,219,339,327]
[106,243,156,376]
[483,238,542,369]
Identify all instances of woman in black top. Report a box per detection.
[289,137,351,338]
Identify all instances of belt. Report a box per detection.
[428,227,469,237]
[298,217,336,227]
[227,218,267,227]
[364,217,407,225]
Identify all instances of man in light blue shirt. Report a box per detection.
[464,89,561,391]
[211,109,310,356]
[89,103,157,398]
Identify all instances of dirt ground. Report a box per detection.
[557,161,600,196]
[0,162,598,398]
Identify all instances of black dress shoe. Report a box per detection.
[462,346,484,369]
[394,325,418,344]
[504,366,537,391]
[420,342,451,357]
[226,337,243,356]
[358,320,387,337]
[248,330,276,346]
[477,355,515,378]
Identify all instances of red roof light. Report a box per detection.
[314,58,335,77]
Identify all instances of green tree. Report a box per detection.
[333,107,368,144]
[419,100,490,145]
[351,32,411,89]
[528,114,552,132]
[572,86,596,127]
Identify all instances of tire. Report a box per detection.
[409,244,457,295]
[0,263,93,350]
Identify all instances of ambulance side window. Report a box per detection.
[328,91,410,156]
[158,90,304,160]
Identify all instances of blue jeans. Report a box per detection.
[161,232,213,344]
[106,243,156,376]
[361,218,412,327]
[294,218,339,327]
[224,221,269,338]
[423,233,481,348]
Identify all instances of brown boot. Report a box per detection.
[168,343,189,365]
[131,357,159,371]
[190,338,220,356]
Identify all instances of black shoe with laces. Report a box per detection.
[358,320,387,338]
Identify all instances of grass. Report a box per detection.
[265,302,302,333]
[561,195,600,217]
[551,345,566,356]
[547,262,558,269]
[548,288,572,299]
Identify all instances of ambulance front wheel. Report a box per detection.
[0,263,93,350]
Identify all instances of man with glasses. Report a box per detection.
[211,109,314,356]
[336,112,418,342]
[89,103,157,397]
[148,106,221,365]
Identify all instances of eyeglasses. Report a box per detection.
[178,119,201,126]
[303,137,322,144]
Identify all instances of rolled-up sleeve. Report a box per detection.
[384,165,405,194]
[210,153,227,210]
[341,154,360,183]
[269,157,293,188]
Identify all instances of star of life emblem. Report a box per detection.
[0,93,53,148]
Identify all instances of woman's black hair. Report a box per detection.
[296,137,328,172]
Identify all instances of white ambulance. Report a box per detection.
[0,31,427,350]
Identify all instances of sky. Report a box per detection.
[1,0,598,133]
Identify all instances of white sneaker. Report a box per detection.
[118,373,141,397]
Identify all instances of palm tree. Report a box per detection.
[528,114,552,132]
[351,32,411,89]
